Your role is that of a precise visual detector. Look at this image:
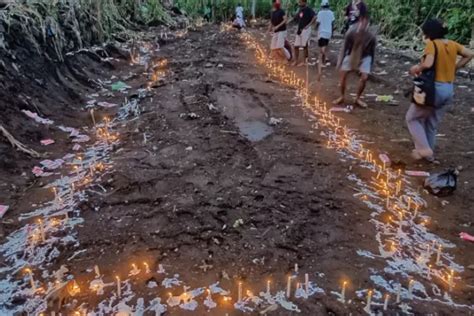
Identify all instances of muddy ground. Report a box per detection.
[1,24,473,315]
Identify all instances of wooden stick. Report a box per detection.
[0,124,41,158]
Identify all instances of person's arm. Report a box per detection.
[456,47,474,70]
[274,15,288,31]
[305,15,317,29]
[410,41,435,76]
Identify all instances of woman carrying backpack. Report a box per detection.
[406,19,473,162]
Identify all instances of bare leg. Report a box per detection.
[333,70,348,104]
[321,46,327,64]
[355,73,368,107]
[317,51,323,81]
[293,47,300,65]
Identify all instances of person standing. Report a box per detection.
[333,24,376,108]
[344,0,368,31]
[269,0,291,62]
[316,0,335,80]
[233,3,246,29]
[406,19,473,162]
[292,0,316,66]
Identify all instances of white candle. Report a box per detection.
[366,290,372,309]
[294,263,298,273]
[238,282,242,302]
[408,280,414,299]
[90,109,96,127]
[341,281,347,303]
[52,187,57,201]
[116,276,121,297]
[25,268,36,292]
[407,197,411,210]
[266,280,271,294]
[449,270,454,291]
[396,284,401,303]
[38,219,45,242]
[427,264,432,279]
[286,276,291,298]
[398,211,403,230]
[305,273,309,294]
[436,245,442,265]
[144,262,150,274]
[94,265,100,278]
[383,294,390,310]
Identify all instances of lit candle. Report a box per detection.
[266,280,271,294]
[286,276,292,298]
[427,264,432,279]
[408,280,414,299]
[25,268,36,292]
[407,197,412,211]
[305,273,309,294]
[436,244,442,265]
[449,270,454,291]
[366,290,372,310]
[52,187,57,201]
[238,282,242,302]
[341,281,347,303]
[144,262,150,274]
[116,276,121,297]
[383,294,390,311]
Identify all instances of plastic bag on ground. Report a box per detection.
[423,169,457,196]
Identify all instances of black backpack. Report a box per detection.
[412,41,438,107]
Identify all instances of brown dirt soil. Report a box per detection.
[0,24,473,315]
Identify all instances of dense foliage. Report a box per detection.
[175,0,472,44]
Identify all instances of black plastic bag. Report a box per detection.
[424,169,457,197]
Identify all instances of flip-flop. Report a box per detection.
[355,99,368,108]
[332,97,345,105]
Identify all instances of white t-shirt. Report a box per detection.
[317,9,335,39]
[236,6,244,19]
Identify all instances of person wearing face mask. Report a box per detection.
[269,0,291,62]
[406,19,473,163]
[292,0,316,66]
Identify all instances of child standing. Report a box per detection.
[316,0,335,80]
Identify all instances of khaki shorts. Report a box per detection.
[271,31,287,50]
[341,55,372,74]
[294,28,311,47]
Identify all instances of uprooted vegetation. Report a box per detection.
[0,0,185,172]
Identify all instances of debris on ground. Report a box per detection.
[424,169,458,196]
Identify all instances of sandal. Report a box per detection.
[355,99,368,108]
[332,97,345,105]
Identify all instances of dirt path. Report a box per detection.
[0,25,473,315]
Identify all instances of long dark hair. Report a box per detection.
[422,19,448,40]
